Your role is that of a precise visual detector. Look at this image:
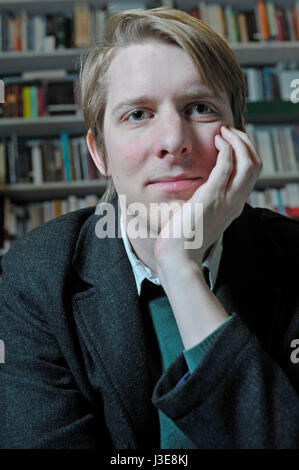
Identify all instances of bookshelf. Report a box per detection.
[0,0,299,255]
[0,49,85,75]
[0,115,86,136]
[0,179,107,201]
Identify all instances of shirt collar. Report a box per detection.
[120,210,223,296]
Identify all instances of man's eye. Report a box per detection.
[127,110,147,121]
[187,103,214,115]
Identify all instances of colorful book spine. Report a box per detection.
[266,1,277,39]
[30,86,38,118]
[22,86,31,118]
[258,1,270,40]
[61,132,71,182]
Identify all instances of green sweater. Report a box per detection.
[147,290,231,448]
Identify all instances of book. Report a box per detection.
[22,86,31,118]
[0,140,6,185]
[271,128,284,173]
[224,6,239,43]
[255,128,276,175]
[61,132,71,182]
[208,5,226,39]
[94,9,106,44]
[74,2,91,47]
[17,140,32,183]
[257,1,270,40]
[30,141,43,185]
[237,12,248,43]
[282,127,298,172]
[8,134,18,184]
[266,1,277,40]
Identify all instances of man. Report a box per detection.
[0,8,298,449]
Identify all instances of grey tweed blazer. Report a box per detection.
[0,199,299,448]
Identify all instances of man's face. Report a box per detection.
[99,40,234,213]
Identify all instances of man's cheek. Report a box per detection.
[122,148,144,170]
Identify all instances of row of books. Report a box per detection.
[0,76,80,119]
[246,124,299,176]
[0,124,299,186]
[0,193,99,251]
[0,134,100,185]
[196,1,299,42]
[1,183,299,251]
[1,63,299,119]
[1,1,299,53]
[244,66,299,102]
[0,1,134,52]
[248,183,299,218]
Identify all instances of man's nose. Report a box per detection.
[152,112,193,160]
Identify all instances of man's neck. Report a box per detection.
[127,234,159,274]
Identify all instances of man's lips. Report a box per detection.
[147,176,202,192]
[148,174,200,183]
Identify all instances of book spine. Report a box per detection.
[30,86,38,118]
[285,5,296,41]
[258,1,269,40]
[61,132,71,182]
[20,9,28,52]
[266,1,277,39]
[22,86,31,118]
[31,142,43,185]
[275,9,284,41]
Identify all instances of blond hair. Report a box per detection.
[80,7,246,202]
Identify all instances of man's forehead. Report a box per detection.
[105,42,229,109]
[106,41,200,84]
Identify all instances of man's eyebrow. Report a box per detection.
[111,89,224,117]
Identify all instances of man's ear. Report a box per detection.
[86,129,111,177]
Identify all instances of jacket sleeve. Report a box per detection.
[0,239,105,449]
[151,311,299,449]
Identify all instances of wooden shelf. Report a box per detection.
[0,115,86,136]
[1,42,299,75]
[231,41,299,65]
[0,49,85,74]
[256,173,299,188]
[0,179,108,201]
[245,100,299,124]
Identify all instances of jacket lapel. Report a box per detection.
[71,198,158,447]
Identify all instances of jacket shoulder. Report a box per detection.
[244,204,299,259]
[1,206,96,279]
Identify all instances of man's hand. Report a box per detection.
[154,125,263,273]
[152,125,262,348]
